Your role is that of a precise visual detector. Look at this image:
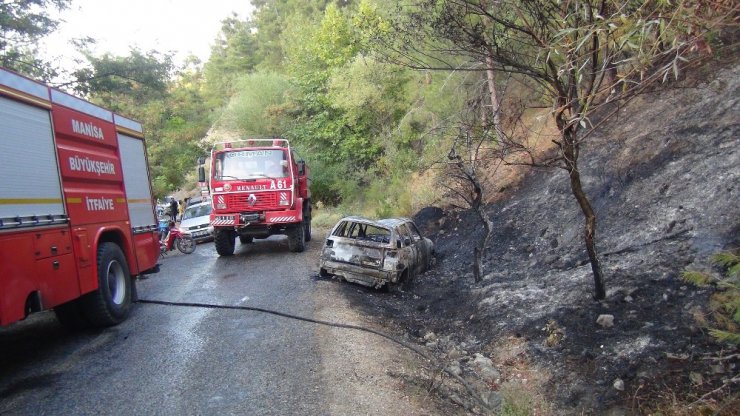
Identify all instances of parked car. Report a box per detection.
[185,196,209,207]
[319,216,434,289]
[179,201,214,243]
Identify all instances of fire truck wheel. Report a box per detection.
[81,242,133,327]
[239,235,253,244]
[214,229,236,256]
[288,223,306,253]
[304,216,312,242]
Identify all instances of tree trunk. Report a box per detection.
[484,53,504,140]
[562,129,606,300]
[473,205,493,283]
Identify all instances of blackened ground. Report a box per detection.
[329,57,739,414]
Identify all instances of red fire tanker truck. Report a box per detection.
[0,67,160,328]
[197,139,311,256]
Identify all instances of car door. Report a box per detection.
[397,223,421,276]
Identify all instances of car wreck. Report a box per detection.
[319,216,434,289]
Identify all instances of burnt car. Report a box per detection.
[319,216,434,289]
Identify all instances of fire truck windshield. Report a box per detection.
[214,149,289,180]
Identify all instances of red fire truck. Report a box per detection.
[197,139,311,256]
[0,67,160,328]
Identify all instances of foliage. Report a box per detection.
[712,251,740,277]
[684,250,740,346]
[219,72,292,136]
[72,50,209,196]
[71,49,174,110]
[681,270,715,287]
[0,0,70,80]
[202,16,259,109]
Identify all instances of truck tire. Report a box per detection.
[304,216,312,242]
[239,235,253,244]
[288,223,306,253]
[214,228,236,256]
[80,242,133,327]
[304,204,312,242]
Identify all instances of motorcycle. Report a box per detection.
[160,226,196,255]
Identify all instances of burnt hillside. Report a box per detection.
[382,59,739,414]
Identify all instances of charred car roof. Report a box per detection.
[335,216,414,229]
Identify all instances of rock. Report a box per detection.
[447,362,462,376]
[484,391,502,408]
[613,378,625,391]
[423,331,437,342]
[663,293,669,301]
[624,295,634,303]
[597,314,615,328]
[447,348,464,360]
[689,372,704,385]
[472,353,500,383]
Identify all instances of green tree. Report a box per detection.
[250,0,337,70]
[71,48,174,111]
[202,15,259,108]
[219,71,292,136]
[73,50,209,196]
[0,0,70,80]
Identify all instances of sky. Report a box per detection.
[42,0,254,71]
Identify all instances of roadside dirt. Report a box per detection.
[307,235,465,415]
[324,57,739,415]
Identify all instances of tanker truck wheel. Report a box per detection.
[288,223,306,253]
[304,215,312,242]
[304,204,312,242]
[80,242,133,327]
[214,228,236,256]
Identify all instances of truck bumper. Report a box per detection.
[211,207,303,227]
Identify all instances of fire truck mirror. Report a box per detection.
[198,166,206,183]
[297,160,305,176]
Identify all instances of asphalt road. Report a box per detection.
[0,236,440,416]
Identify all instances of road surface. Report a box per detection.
[0,235,445,415]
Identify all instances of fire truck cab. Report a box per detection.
[198,139,311,256]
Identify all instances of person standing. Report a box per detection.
[169,198,178,222]
[178,200,185,222]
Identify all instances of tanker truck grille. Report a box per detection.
[225,192,279,211]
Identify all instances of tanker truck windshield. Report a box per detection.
[215,149,289,180]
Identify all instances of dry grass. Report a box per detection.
[484,336,554,415]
